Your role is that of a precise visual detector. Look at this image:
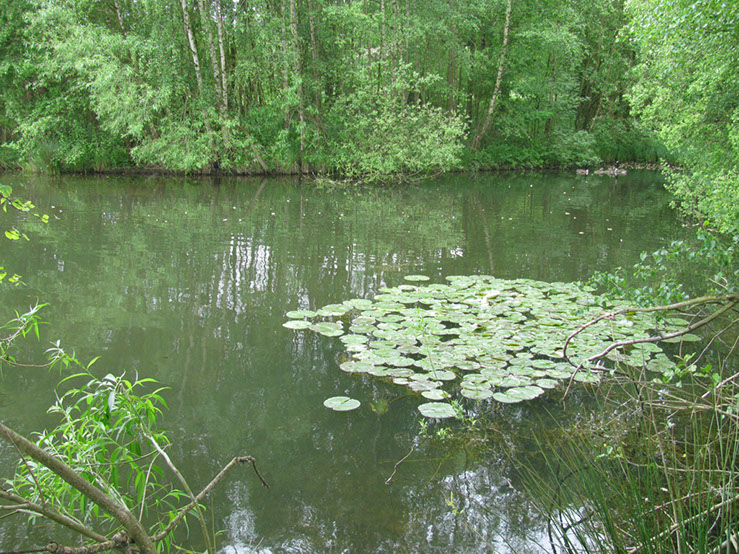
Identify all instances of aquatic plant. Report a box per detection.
[285,275,691,417]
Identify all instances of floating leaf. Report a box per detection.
[418,402,457,419]
[340,361,374,374]
[286,309,317,319]
[409,380,440,392]
[317,304,351,317]
[424,369,457,381]
[323,396,360,411]
[309,322,344,337]
[461,388,494,401]
[536,378,559,389]
[421,389,450,400]
[286,275,686,410]
[282,320,312,330]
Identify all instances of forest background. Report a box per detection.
[0,0,732,192]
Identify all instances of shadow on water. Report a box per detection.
[0,171,684,552]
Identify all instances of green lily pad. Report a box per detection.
[287,274,687,410]
[317,304,351,317]
[408,380,440,392]
[535,378,559,389]
[282,320,312,330]
[418,402,457,419]
[424,369,457,381]
[339,361,374,373]
[421,389,450,400]
[323,396,360,411]
[461,388,494,401]
[309,322,344,337]
[286,309,317,319]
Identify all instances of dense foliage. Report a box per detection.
[627,0,739,232]
[0,0,649,177]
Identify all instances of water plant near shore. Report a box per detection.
[285,275,694,416]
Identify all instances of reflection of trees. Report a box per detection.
[460,171,681,282]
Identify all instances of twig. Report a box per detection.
[0,487,107,543]
[563,296,739,400]
[138,449,161,520]
[385,445,415,485]
[563,293,739,363]
[627,493,739,553]
[695,316,739,366]
[8,439,48,508]
[153,455,268,543]
[145,433,214,553]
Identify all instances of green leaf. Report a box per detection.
[323,396,361,411]
[418,402,457,419]
[286,309,317,319]
[283,319,312,330]
[404,275,431,282]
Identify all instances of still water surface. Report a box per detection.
[0,171,682,552]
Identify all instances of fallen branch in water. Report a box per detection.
[385,445,415,486]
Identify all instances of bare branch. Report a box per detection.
[562,294,739,399]
[563,293,739,363]
[385,445,414,485]
[153,455,268,543]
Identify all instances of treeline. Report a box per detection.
[0,0,699,178]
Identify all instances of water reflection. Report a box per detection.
[0,172,682,552]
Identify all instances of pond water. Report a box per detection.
[0,171,683,552]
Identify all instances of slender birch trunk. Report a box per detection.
[215,0,229,111]
[198,0,224,113]
[471,0,512,150]
[181,0,205,97]
[289,0,305,172]
[308,0,321,114]
[113,0,126,35]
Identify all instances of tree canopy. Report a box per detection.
[0,0,648,178]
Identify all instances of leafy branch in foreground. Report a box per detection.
[588,225,738,307]
[0,314,268,553]
[0,184,50,284]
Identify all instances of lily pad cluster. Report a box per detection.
[286,275,686,418]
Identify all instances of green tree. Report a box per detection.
[627,0,739,232]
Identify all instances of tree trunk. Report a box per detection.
[471,0,512,150]
[181,0,205,97]
[198,0,224,113]
[308,0,321,113]
[289,0,305,172]
[215,0,229,111]
[113,0,126,34]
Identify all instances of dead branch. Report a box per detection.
[385,445,415,485]
[563,293,739,363]
[152,455,268,542]
[562,294,739,399]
